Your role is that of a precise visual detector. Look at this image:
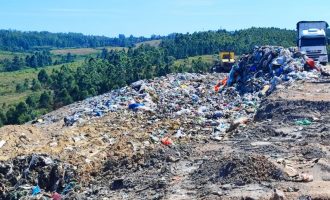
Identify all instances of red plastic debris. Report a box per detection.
[161,137,173,146]
[306,58,319,71]
[52,192,62,200]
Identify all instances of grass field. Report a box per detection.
[173,54,215,67]
[51,46,128,56]
[0,50,30,60]
[96,46,128,52]
[135,40,161,48]
[0,61,83,107]
[51,48,99,56]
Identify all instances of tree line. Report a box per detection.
[0,51,75,72]
[0,30,160,51]
[160,27,296,59]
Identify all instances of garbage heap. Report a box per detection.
[52,46,327,128]
[2,46,327,199]
[216,46,326,95]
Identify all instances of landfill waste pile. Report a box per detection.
[215,45,329,95]
[0,154,79,200]
[0,46,330,199]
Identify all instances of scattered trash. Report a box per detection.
[0,140,6,148]
[52,192,62,200]
[300,173,314,182]
[296,119,312,126]
[161,137,173,146]
[32,185,41,196]
[0,154,78,199]
[128,103,145,110]
[111,179,124,190]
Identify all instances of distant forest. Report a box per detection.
[0,30,162,51]
[161,27,296,59]
[0,28,297,52]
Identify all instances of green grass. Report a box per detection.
[50,46,128,56]
[173,55,215,67]
[135,40,161,48]
[96,46,128,52]
[0,50,31,60]
[50,48,99,56]
[0,61,83,107]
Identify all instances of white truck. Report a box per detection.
[297,21,329,65]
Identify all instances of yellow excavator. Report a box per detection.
[213,51,235,72]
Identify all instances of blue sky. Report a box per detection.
[0,0,329,37]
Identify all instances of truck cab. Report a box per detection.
[297,21,329,65]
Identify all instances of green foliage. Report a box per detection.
[0,50,68,72]
[161,28,296,59]
[31,79,42,91]
[54,88,73,107]
[191,57,211,73]
[38,69,50,84]
[0,30,156,51]
[39,91,53,109]
[16,83,27,93]
[0,110,6,126]
[5,55,24,71]
[5,107,16,124]
[25,95,37,108]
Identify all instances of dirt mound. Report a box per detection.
[192,153,286,186]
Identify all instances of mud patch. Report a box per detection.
[300,146,326,160]
[191,153,286,186]
[255,99,330,122]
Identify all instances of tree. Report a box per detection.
[0,110,6,126]
[23,79,29,89]
[29,55,38,68]
[31,79,42,91]
[14,102,31,124]
[12,56,23,71]
[26,95,37,108]
[101,48,108,59]
[6,56,23,71]
[55,88,73,107]
[2,59,11,71]
[39,91,52,109]
[70,85,81,101]
[5,107,17,124]
[16,83,26,93]
[66,53,74,63]
[38,69,49,85]
[15,102,28,115]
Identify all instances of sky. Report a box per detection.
[0,0,329,37]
